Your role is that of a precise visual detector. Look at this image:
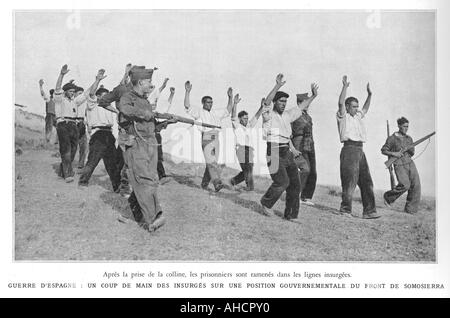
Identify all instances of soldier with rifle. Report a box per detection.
[381,117,434,214]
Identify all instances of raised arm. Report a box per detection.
[338,75,350,116]
[248,97,266,128]
[231,93,241,119]
[159,78,169,93]
[166,87,175,112]
[264,74,286,106]
[120,63,132,86]
[227,87,234,114]
[39,79,49,101]
[55,64,70,92]
[361,83,372,115]
[300,83,319,111]
[184,81,192,110]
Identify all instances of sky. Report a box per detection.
[14,11,436,195]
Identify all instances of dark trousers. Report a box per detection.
[231,145,254,190]
[45,113,56,142]
[201,135,222,190]
[77,121,88,168]
[339,143,376,215]
[261,143,301,219]
[384,161,421,213]
[300,151,317,200]
[291,136,317,200]
[78,130,121,192]
[56,121,79,179]
[156,132,166,179]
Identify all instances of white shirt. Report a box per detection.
[53,89,89,121]
[86,96,116,136]
[186,106,229,133]
[336,111,367,142]
[231,116,258,147]
[262,106,303,143]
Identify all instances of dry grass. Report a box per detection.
[14,146,436,262]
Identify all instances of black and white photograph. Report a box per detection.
[4,0,450,299]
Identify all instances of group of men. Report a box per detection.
[40,64,423,233]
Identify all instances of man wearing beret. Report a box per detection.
[337,75,379,219]
[290,87,319,206]
[260,74,315,221]
[184,81,233,192]
[53,64,106,183]
[381,117,421,214]
[97,64,148,222]
[118,67,165,232]
[78,85,121,192]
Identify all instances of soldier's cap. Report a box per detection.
[296,93,309,103]
[128,65,146,76]
[96,85,109,96]
[62,82,78,92]
[273,91,289,102]
[130,68,154,82]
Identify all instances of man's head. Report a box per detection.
[345,96,359,116]
[49,89,55,98]
[202,96,213,111]
[238,110,249,127]
[296,93,309,106]
[130,68,154,95]
[74,86,84,97]
[273,91,289,114]
[62,82,78,99]
[397,117,409,135]
[95,86,109,99]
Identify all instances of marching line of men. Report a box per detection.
[40,65,423,233]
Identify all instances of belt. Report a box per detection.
[92,126,112,130]
[267,142,289,148]
[58,117,77,123]
[343,140,363,147]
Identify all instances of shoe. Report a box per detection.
[383,198,392,209]
[260,203,274,217]
[117,215,131,224]
[159,176,172,185]
[149,215,166,232]
[301,199,315,206]
[78,183,88,189]
[65,177,74,183]
[363,212,381,219]
[404,210,417,215]
[339,211,354,218]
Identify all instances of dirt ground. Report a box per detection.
[14,140,435,261]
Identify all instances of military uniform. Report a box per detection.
[382,133,421,213]
[118,78,162,229]
[291,110,317,201]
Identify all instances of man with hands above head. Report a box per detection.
[53,64,106,183]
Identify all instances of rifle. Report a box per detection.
[387,120,396,189]
[14,103,27,108]
[154,112,221,129]
[384,131,435,168]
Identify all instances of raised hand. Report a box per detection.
[311,83,319,96]
[170,87,175,94]
[39,79,44,86]
[227,87,233,98]
[185,81,192,92]
[96,69,107,81]
[233,93,241,105]
[125,63,132,74]
[367,82,372,95]
[342,75,350,88]
[276,73,286,86]
[60,64,70,75]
